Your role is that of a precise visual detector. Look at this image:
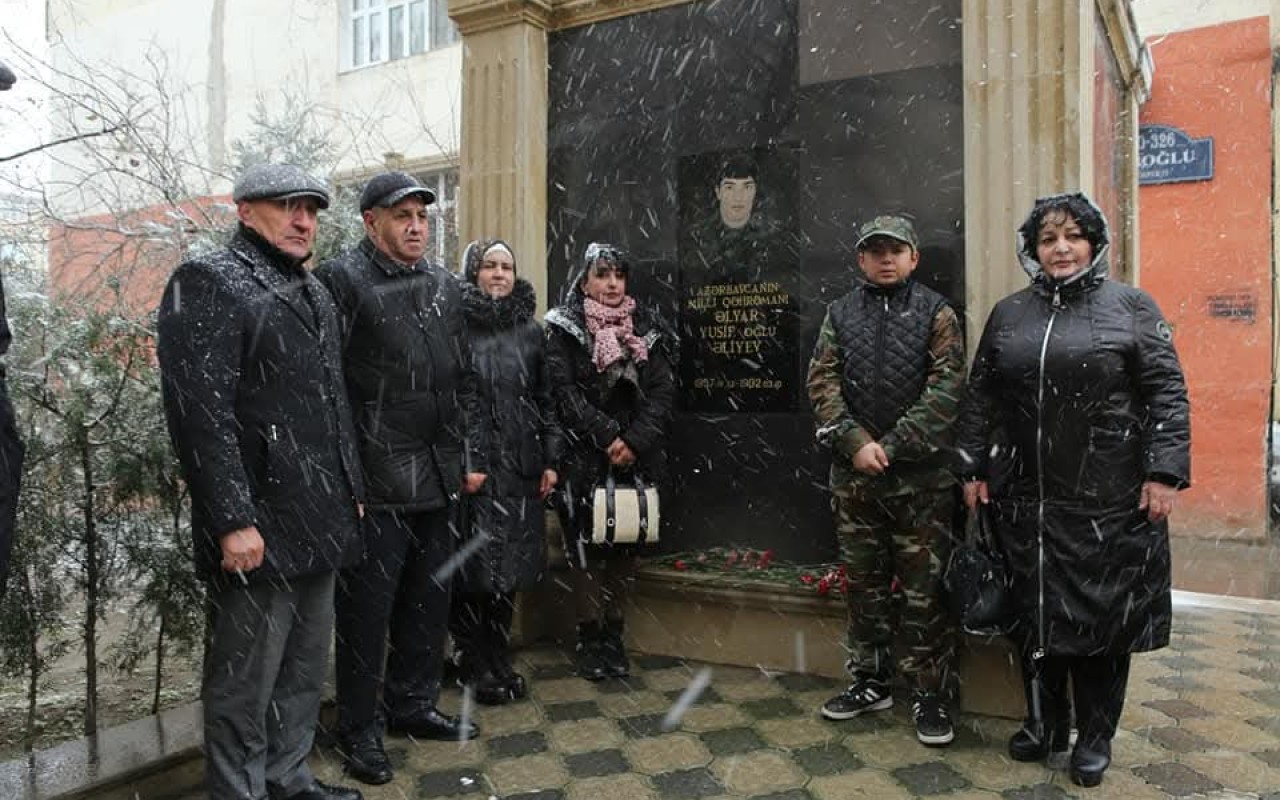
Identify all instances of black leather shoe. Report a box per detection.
[504,670,528,700]
[286,779,364,800]
[492,651,529,700]
[473,671,515,706]
[1008,722,1070,762]
[386,707,479,740]
[1070,739,1111,787]
[337,729,393,785]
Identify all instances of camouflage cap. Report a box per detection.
[855,215,919,250]
[232,163,331,209]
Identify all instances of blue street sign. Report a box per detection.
[1139,124,1213,185]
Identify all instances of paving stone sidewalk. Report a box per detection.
[299,601,1280,799]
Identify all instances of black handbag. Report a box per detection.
[944,505,1012,635]
[589,468,660,545]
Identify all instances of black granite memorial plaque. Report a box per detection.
[547,0,964,562]
[677,145,804,413]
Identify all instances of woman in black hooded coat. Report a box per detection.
[452,239,564,704]
[955,192,1190,788]
[544,243,676,681]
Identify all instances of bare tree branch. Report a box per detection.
[0,126,122,164]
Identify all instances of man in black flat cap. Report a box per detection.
[316,171,486,785]
[157,163,365,800]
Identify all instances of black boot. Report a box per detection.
[1010,653,1071,763]
[457,650,513,706]
[488,596,526,699]
[1008,719,1071,762]
[574,621,609,681]
[1068,654,1129,788]
[601,618,630,678]
[336,726,393,786]
[1070,737,1111,787]
[492,647,528,700]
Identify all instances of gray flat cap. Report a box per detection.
[232,163,331,209]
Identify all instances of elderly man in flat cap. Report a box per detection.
[157,163,365,800]
[315,171,485,785]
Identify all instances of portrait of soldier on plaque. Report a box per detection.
[684,153,785,283]
[677,147,802,414]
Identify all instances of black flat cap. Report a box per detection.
[359,171,436,212]
[0,61,15,91]
[232,163,331,209]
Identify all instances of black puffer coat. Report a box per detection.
[316,238,486,512]
[459,276,564,592]
[544,256,677,559]
[955,198,1190,655]
[157,227,364,586]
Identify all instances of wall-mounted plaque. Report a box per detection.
[677,145,804,413]
[1139,124,1213,185]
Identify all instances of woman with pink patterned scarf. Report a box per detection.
[544,243,677,681]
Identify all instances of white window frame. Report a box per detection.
[416,167,458,267]
[345,0,459,71]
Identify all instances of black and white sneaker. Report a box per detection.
[820,679,893,720]
[911,692,955,746]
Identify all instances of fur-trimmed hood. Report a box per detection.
[462,277,537,332]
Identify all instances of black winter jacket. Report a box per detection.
[829,278,951,439]
[459,278,564,592]
[316,239,486,512]
[955,208,1190,655]
[0,273,22,598]
[157,227,364,586]
[544,293,676,553]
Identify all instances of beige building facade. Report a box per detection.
[42,0,466,265]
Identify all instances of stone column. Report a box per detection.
[962,0,1087,343]
[450,0,552,310]
[961,0,1147,346]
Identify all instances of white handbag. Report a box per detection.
[590,470,660,545]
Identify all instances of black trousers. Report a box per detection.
[1022,650,1131,747]
[334,508,455,734]
[450,591,515,666]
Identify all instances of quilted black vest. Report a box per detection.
[829,279,949,438]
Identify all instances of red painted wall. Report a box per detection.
[1139,17,1272,538]
[48,197,233,313]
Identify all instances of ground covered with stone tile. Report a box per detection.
[298,604,1280,799]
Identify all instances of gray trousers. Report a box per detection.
[202,571,334,800]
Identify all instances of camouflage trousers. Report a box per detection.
[834,486,957,695]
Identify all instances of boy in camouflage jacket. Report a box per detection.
[806,214,965,746]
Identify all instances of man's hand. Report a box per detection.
[852,442,889,475]
[1139,481,1177,523]
[539,469,558,500]
[463,472,487,495]
[221,526,265,574]
[607,438,636,467]
[963,480,990,510]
